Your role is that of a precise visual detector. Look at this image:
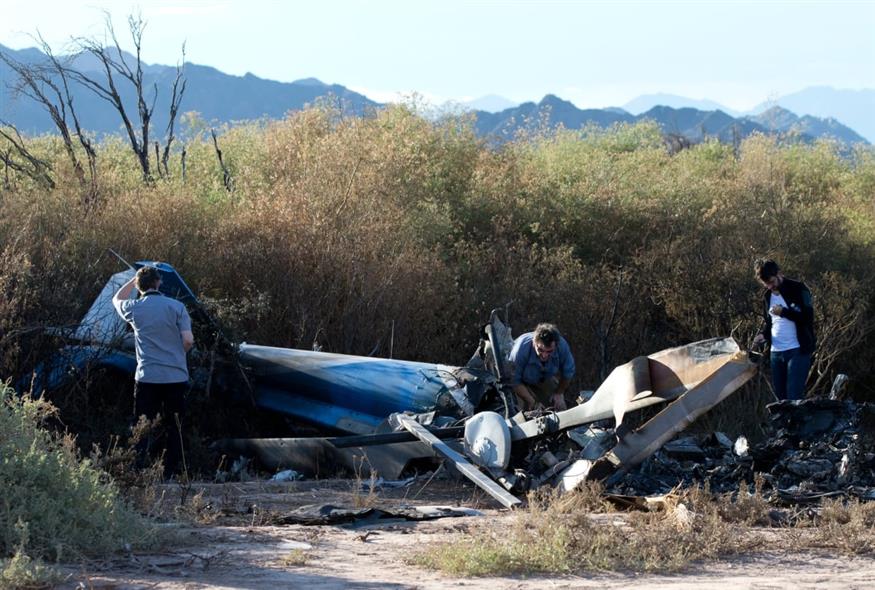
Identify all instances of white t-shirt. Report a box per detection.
[769,292,800,352]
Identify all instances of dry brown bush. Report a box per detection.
[2,107,875,464]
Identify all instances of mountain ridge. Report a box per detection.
[0,43,869,145]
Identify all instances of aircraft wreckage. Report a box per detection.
[28,261,757,508]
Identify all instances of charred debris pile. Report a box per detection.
[522,397,875,503]
[28,262,872,508]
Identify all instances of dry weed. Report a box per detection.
[413,484,756,575]
[802,497,875,555]
[713,475,775,526]
[350,456,380,509]
[276,549,311,567]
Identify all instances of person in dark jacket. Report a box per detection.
[752,258,816,401]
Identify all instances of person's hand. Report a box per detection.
[770,304,784,316]
[551,393,567,411]
[753,333,765,345]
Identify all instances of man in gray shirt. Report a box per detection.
[113,265,194,478]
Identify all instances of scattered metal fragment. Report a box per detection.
[734,435,749,457]
[274,504,482,526]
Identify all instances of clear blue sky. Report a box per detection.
[3,0,874,110]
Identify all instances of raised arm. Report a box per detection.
[112,276,137,307]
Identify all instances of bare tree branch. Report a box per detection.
[0,123,55,189]
[161,46,187,177]
[0,36,96,191]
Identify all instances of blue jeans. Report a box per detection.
[770,348,811,401]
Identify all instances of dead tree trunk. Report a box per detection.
[210,129,234,192]
[1,12,185,190]
[161,56,186,177]
[69,12,186,183]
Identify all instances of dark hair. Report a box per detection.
[135,266,161,292]
[754,258,780,281]
[533,323,560,347]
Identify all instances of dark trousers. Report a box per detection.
[770,348,811,401]
[133,381,188,477]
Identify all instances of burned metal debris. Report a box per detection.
[601,398,875,503]
[37,260,833,508]
[216,322,758,507]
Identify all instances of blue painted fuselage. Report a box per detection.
[239,344,459,434]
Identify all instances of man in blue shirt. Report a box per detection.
[508,323,575,411]
[113,265,194,478]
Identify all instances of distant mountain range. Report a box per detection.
[750,87,875,146]
[1,43,870,146]
[622,93,740,117]
[471,95,866,145]
[462,94,520,113]
[622,87,875,144]
[0,44,378,137]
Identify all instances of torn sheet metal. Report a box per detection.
[240,345,482,434]
[509,337,748,441]
[585,349,756,483]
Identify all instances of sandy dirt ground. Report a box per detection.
[54,479,875,590]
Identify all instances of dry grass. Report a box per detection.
[711,474,775,526]
[797,497,875,555]
[412,484,756,575]
[350,456,381,509]
[414,475,875,577]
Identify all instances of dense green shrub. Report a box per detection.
[0,383,153,562]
